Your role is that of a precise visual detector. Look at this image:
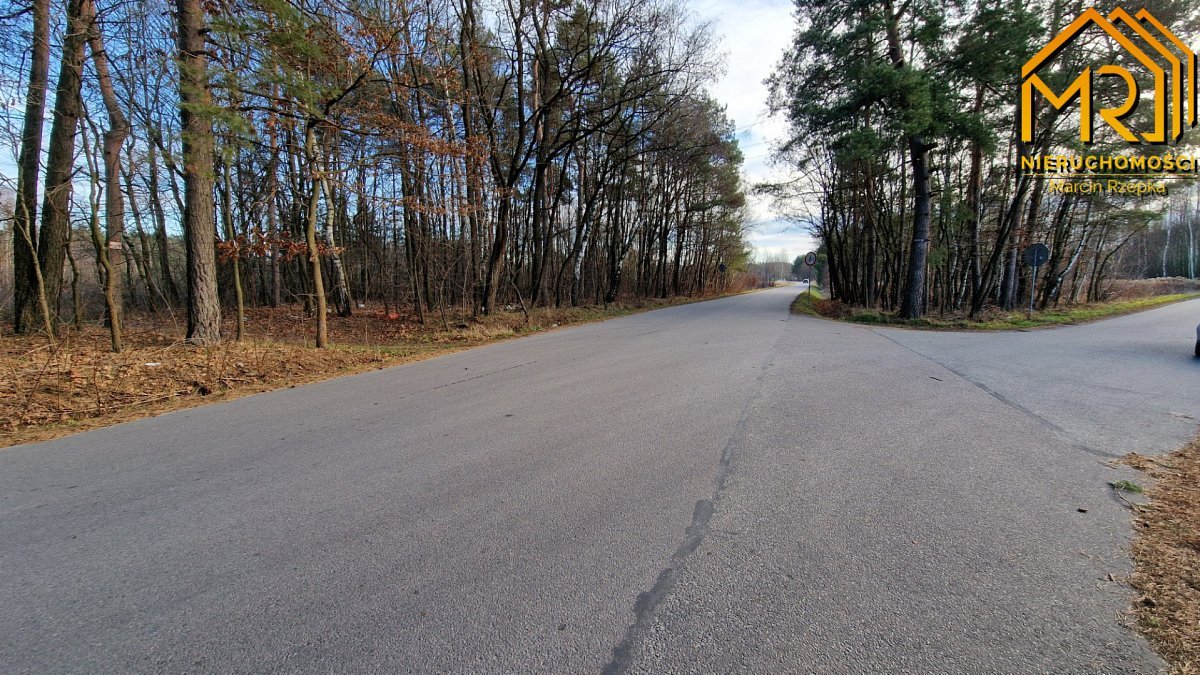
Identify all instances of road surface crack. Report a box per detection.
[390,361,537,402]
[602,319,787,674]
[872,330,1121,460]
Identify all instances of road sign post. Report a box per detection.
[1023,243,1050,318]
[804,251,817,295]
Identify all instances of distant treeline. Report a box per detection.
[1,0,751,349]
[766,0,1199,316]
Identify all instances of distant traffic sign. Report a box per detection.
[804,251,817,267]
[1023,243,1050,267]
[1023,243,1051,317]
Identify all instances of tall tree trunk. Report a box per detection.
[146,143,182,305]
[37,0,88,327]
[483,195,510,314]
[81,118,122,351]
[895,123,932,317]
[64,225,83,327]
[527,0,551,305]
[1037,193,1075,308]
[1047,199,1092,306]
[999,241,1019,309]
[884,0,933,319]
[220,153,245,340]
[123,151,164,309]
[85,0,128,351]
[530,157,549,304]
[304,124,329,347]
[175,0,222,343]
[457,0,485,313]
[266,92,282,307]
[12,0,52,335]
[319,152,353,317]
[966,86,985,304]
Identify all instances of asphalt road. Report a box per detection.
[3,287,1196,673]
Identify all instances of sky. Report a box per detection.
[690,0,818,263]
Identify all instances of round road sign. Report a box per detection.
[1023,243,1050,267]
[804,251,817,267]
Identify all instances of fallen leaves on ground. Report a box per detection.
[1125,439,1200,674]
[1,323,397,447]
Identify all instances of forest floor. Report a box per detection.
[792,285,1200,331]
[1125,438,1200,673]
[0,295,717,449]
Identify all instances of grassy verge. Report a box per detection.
[789,285,826,315]
[1124,437,1200,673]
[0,295,716,449]
[791,291,1200,331]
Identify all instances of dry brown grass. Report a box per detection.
[1,296,703,448]
[1124,437,1200,674]
[1109,277,1200,300]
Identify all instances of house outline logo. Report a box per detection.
[1021,7,1197,145]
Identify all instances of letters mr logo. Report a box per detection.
[1021,8,1197,144]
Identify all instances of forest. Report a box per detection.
[766,0,1200,319]
[0,0,751,350]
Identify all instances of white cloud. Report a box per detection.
[689,0,818,258]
